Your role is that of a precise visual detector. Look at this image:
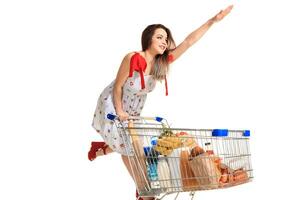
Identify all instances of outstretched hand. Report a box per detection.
[212,5,234,22]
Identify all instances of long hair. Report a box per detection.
[141,24,176,80]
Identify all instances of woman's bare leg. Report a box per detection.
[96,146,113,157]
[122,155,155,200]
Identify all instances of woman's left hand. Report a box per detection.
[212,5,234,23]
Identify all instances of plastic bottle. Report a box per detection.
[144,146,160,189]
[157,155,173,192]
[147,162,160,189]
[151,136,158,146]
[166,148,183,190]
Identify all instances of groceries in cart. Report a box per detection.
[153,126,197,156]
[132,124,251,193]
[109,115,253,197]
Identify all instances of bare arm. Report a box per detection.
[113,53,134,120]
[171,5,234,61]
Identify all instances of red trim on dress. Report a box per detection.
[129,53,147,89]
[129,52,174,96]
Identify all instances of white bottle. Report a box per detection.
[166,148,184,191]
[157,155,173,192]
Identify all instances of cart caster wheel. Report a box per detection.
[189,192,195,200]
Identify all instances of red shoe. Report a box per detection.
[88,142,108,161]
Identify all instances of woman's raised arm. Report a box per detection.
[170,5,234,61]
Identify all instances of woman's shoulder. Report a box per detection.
[121,51,143,63]
[124,51,142,58]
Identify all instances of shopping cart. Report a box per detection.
[107,114,253,200]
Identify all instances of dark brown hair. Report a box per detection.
[141,24,176,80]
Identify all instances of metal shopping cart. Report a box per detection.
[107,114,253,200]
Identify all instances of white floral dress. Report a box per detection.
[92,53,157,155]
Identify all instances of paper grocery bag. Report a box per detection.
[189,153,221,189]
[128,120,150,191]
[179,150,200,191]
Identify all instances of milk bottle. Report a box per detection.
[166,148,184,190]
[157,155,173,192]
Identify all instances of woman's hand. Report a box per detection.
[117,110,129,121]
[211,5,234,23]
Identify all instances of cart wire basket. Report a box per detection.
[107,114,253,200]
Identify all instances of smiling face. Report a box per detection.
[141,24,176,80]
[141,24,175,55]
[150,28,168,55]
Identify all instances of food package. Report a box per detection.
[154,132,198,156]
[219,164,249,187]
[188,152,221,189]
[154,145,173,156]
[190,146,205,157]
[154,136,181,156]
[233,168,249,183]
[157,138,181,148]
[179,149,201,191]
[176,132,198,148]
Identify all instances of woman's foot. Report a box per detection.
[88,142,109,161]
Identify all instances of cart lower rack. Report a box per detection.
[107,114,253,199]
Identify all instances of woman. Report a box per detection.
[89,5,233,200]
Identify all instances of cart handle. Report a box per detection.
[106,113,163,122]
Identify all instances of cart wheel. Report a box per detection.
[189,192,195,200]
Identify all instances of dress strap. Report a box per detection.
[128,52,173,96]
[164,54,173,96]
[164,75,168,96]
[167,54,174,63]
[129,52,147,89]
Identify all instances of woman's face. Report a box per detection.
[150,28,168,55]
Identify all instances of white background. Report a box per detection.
[1,0,299,199]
